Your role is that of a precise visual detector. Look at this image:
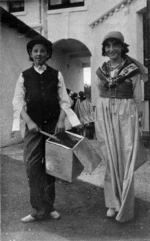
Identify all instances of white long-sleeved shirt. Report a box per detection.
[12,65,80,132]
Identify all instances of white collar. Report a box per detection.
[34,65,47,73]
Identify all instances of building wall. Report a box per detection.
[47,0,122,52]
[0,0,42,33]
[1,0,123,54]
[48,51,84,92]
[1,23,31,146]
[1,0,146,68]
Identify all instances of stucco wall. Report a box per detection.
[1,23,31,147]
[0,0,40,28]
[47,0,122,50]
[48,50,84,92]
[47,10,90,50]
[1,0,147,54]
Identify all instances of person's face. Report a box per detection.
[30,44,49,66]
[104,39,122,61]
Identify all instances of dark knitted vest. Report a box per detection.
[23,66,60,127]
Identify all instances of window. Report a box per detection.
[8,0,25,13]
[48,0,84,10]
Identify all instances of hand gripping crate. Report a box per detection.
[45,131,102,182]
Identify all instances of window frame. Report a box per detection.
[48,0,85,11]
[8,0,25,13]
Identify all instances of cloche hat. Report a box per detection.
[102,31,129,56]
[102,31,125,44]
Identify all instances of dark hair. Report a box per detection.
[102,38,129,58]
[66,88,71,95]
[71,92,77,100]
[78,91,86,101]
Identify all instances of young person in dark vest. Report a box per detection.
[95,31,147,222]
[12,36,79,223]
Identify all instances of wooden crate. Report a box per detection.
[45,131,102,182]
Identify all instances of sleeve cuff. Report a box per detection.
[62,107,81,127]
[12,118,20,131]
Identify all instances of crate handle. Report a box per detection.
[40,130,60,141]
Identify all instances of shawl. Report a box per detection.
[127,55,148,83]
[96,55,148,90]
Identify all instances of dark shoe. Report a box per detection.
[50,210,61,220]
[21,214,36,223]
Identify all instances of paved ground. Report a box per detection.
[1,140,150,241]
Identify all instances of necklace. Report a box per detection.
[109,60,123,71]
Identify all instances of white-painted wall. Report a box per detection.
[48,51,84,91]
[1,24,31,146]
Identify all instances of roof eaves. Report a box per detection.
[0,6,38,38]
[89,0,133,28]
